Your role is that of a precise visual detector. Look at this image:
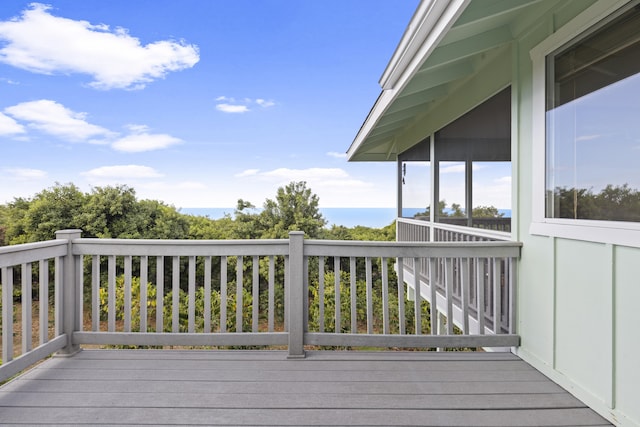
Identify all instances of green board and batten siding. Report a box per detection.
[514,2,639,426]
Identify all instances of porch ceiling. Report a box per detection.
[347,0,549,162]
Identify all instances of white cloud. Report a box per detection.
[0,3,199,90]
[495,176,511,184]
[235,169,260,177]
[256,99,275,108]
[216,104,250,114]
[327,151,347,159]
[215,96,275,113]
[5,168,47,180]
[236,168,376,206]
[4,99,114,142]
[112,125,182,152]
[0,112,25,135]
[440,163,485,174]
[0,77,19,85]
[260,167,350,181]
[82,165,162,179]
[440,164,465,174]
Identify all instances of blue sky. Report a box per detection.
[0,1,422,209]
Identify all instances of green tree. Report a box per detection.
[187,213,235,240]
[136,200,189,239]
[80,185,140,238]
[471,205,504,218]
[257,181,326,239]
[17,183,86,242]
[231,199,261,239]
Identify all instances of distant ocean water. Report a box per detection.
[179,207,398,228]
[179,207,512,229]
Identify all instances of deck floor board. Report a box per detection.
[0,349,612,426]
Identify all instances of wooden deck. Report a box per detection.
[0,350,611,426]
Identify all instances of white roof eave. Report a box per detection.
[347,0,471,161]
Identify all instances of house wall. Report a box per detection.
[386,2,639,424]
[513,1,640,426]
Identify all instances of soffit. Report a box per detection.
[347,0,550,162]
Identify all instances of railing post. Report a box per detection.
[287,231,305,359]
[56,229,82,355]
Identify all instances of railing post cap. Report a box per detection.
[55,229,83,239]
[288,231,305,237]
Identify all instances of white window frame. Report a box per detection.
[529,0,640,248]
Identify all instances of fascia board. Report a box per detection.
[348,0,470,161]
[380,0,471,92]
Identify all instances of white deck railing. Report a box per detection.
[396,218,514,341]
[0,229,521,381]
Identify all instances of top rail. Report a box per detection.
[0,240,67,268]
[305,239,521,258]
[72,238,290,256]
[397,217,511,242]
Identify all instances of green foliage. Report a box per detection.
[98,274,256,334]
[0,183,190,243]
[413,200,505,219]
[324,222,395,241]
[472,205,504,218]
[99,275,157,331]
[259,181,326,238]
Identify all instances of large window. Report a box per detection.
[545,5,640,222]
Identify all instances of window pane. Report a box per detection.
[546,6,640,222]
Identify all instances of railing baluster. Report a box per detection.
[477,258,485,334]
[91,256,99,332]
[220,256,227,333]
[413,257,421,335]
[429,257,437,335]
[124,255,132,333]
[509,257,517,335]
[284,256,289,332]
[172,256,180,333]
[334,256,341,333]
[204,256,211,333]
[268,256,275,332]
[22,263,33,354]
[77,255,83,333]
[349,257,357,333]
[318,256,325,333]
[140,256,148,333]
[493,257,502,334]
[156,256,164,333]
[188,256,196,333]
[252,255,259,333]
[39,259,49,344]
[2,266,13,363]
[382,257,389,335]
[366,257,373,334]
[108,255,116,332]
[236,255,243,333]
[445,257,454,335]
[303,256,309,334]
[396,257,405,335]
[55,256,63,336]
[461,258,470,335]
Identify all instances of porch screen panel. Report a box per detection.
[399,137,430,219]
